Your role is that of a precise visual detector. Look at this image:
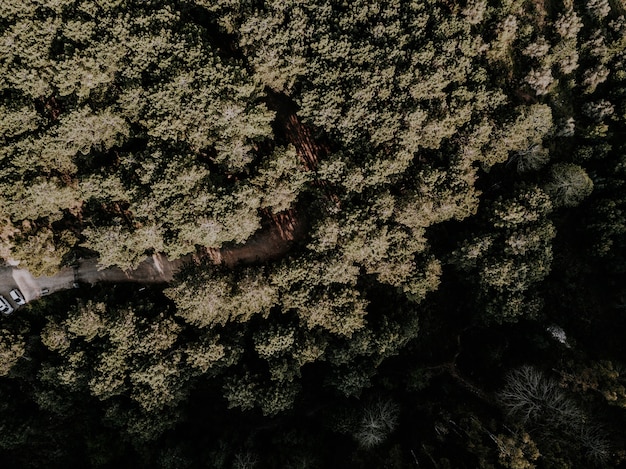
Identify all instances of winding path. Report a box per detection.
[0,96,321,307]
[1,206,305,305]
[1,16,335,309]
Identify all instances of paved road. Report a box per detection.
[0,208,303,311]
[1,219,301,307]
[0,253,190,309]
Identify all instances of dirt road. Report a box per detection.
[0,90,320,309]
[0,210,303,307]
[0,253,189,305]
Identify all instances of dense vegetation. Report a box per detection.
[1,0,626,467]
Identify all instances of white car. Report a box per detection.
[0,296,14,316]
[10,289,26,306]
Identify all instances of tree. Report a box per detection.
[251,145,311,213]
[39,299,190,417]
[524,67,554,96]
[1,0,278,272]
[352,399,400,449]
[166,265,278,328]
[0,328,25,376]
[488,15,519,65]
[508,144,550,173]
[545,163,594,208]
[451,185,556,323]
[490,104,553,170]
[498,366,611,466]
[495,432,540,469]
[499,366,583,427]
[559,360,626,410]
[10,227,78,277]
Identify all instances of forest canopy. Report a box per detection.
[1,0,626,467]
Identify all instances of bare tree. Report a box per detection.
[498,365,583,428]
[353,399,400,449]
[545,163,594,207]
[579,424,611,466]
[498,366,611,466]
[232,451,258,469]
[508,143,550,173]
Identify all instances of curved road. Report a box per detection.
[0,210,303,308]
[1,91,317,312]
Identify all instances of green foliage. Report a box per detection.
[452,185,556,322]
[488,104,553,169]
[39,300,190,413]
[165,265,278,328]
[221,369,301,416]
[560,360,626,409]
[0,0,279,271]
[235,0,514,193]
[251,145,311,213]
[1,0,626,466]
[0,328,25,376]
[10,227,78,276]
[495,432,540,469]
[82,224,166,271]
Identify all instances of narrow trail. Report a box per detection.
[204,209,305,267]
[264,89,329,172]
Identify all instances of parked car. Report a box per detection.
[10,289,26,306]
[0,296,14,316]
[41,288,50,296]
